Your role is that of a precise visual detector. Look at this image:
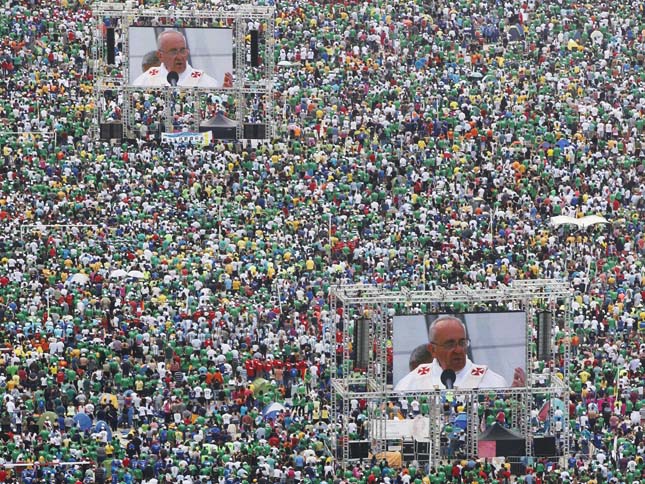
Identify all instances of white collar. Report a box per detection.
[157,63,195,84]
[431,358,474,387]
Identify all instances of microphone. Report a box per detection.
[440,369,456,389]
[167,71,179,86]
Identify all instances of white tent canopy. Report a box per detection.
[550,215,609,229]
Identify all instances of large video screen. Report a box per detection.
[128,27,233,88]
[392,312,526,391]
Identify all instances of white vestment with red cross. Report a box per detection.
[394,358,508,391]
[132,63,219,88]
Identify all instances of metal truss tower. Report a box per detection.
[329,280,572,468]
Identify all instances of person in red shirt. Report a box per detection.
[296,360,308,379]
[205,369,215,386]
[451,463,461,482]
[263,359,273,378]
[496,410,506,425]
[213,369,224,388]
[268,433,280,447]
[245,358,256,379]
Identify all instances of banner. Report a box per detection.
[161,131,212,146]
[369,417,431,441]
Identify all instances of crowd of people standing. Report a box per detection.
[0,0,645,482]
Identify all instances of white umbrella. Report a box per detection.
[127,270,145,279]
[68,273,90,285]
[109,269,128,279]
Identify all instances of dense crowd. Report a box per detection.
[1,0,645,482]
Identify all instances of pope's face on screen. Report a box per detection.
[430,318,468,372]
[157,31,189,74]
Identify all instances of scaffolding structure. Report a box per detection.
[90,1,275,140]
[329,280,572,467]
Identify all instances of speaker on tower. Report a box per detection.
[353,318,370,370]
[250,30,259,67]
[106,28,116,65]
[537,311,552,361]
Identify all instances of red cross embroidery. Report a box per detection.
[416,366,430,375]
[191,71,202,78]
[149,68,159,76]
[471,367,485,376]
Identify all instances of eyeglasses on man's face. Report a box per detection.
[161,48,189,56]
[431,338,470,351]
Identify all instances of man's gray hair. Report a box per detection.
[428,315,467,343]
[157,29,187,49]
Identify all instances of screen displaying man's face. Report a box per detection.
[128,27,234,87]
[157,31,189,74]
[392,312,527,389]
[430,318,468,372]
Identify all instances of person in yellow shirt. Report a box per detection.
[232,278,241,292]
[321,405,329,422]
